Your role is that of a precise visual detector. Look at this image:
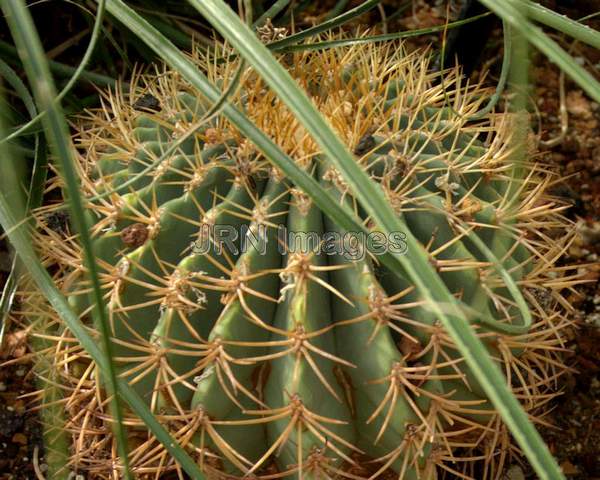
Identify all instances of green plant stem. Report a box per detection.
[469,20,511,120]
[376,0,411,25]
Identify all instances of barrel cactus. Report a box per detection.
[23,40,575,479]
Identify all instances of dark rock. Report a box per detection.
[133,93,161,112]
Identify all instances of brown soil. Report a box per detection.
[530,50,600,480]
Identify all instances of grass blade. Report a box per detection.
[0,55,48,346]
[0,39,118,88]
[468,20,511,120]
[0,59,33,345]
[0,268,15,352]
[1,0,132,476]
[0,90,69,478]
[253,0,291,27]
[268,0,382,50]
[0,133,48,348]
[527,1,600,49]
[0,58,37,118]
[0,0,106,144]
[187,2,565,478]
[325,0,351,20]
[272,11,492,52]
[479,0,600,103]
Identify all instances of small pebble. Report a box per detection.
[504,465,525,480]
[579,221,600,245]
[586,313,600,327]
[11,433,27,445]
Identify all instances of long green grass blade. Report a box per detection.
[376,0,411,25]
[144,14,195,49]
[0,58,37,118]
[479,0,600,103]
[0,88,68,478]
[0,134,20,345]
[0,268,15,346]
[527,1,600,49]
[253,0,291,27]
[268,0,382,50]
[0,54,48,346]
[188,2,565,478]
[468,20,511,120]
[0,131,48,350]
[0,39,118,88]
[325,0,351,20]
[0,0,106,145]
[0,60,31,346]
[272,11,492,52]
[1,0,132,475]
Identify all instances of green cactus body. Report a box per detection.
[24,41,576,479]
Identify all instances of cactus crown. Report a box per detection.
[23,39,576,479]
